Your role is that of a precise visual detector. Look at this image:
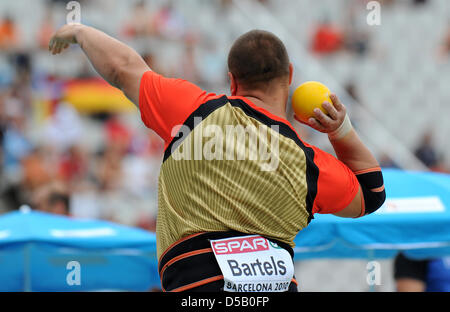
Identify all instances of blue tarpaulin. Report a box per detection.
[0,210,159,291]
[294,169,450,260]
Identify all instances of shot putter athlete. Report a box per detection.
[49,24,386,292]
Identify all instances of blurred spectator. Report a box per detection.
[0,15,18,50]
[345,81,361,103]
[22,147,53,192]
[122,1,154,38]
[0,92,5,147]
[379,0,395,6]
[344,31,370,57]
[105,115,132,154]
[0,94,5,182]
[37,6,55,50]
[43,101,83,152]
[394,253,450,292]
[0,183,28,212]
[343,1,371,57]
[32,182,70,216]
[152,1,187,40]
[311,17,344,55]
[379,153,400,168]
[130,129,163,158]
[412,0,429,6]
[437,24,450,60]
[198,36,227,90]
[179,36,202,84]
[2,103,32,175]
[58,145,88,187]
[4,80,32,123]
[11,53,32,83]
[220,0,233,11]
[414,132,439,169]
[95,144,125,192]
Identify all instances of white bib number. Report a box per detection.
[210,235,294,292]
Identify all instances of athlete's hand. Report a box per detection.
[49,24,83,55]
[294,94,347,134]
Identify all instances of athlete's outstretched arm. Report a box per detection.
[296,94,386,218]
[49,24,150,106]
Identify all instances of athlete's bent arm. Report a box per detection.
[49,24,150,106]
[299,94,386,218]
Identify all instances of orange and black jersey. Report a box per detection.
[139,71,359,259]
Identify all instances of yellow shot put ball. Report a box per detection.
[292,81,331,123]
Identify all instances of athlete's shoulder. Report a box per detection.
[139,70,224,144]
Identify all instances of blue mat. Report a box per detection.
[0,210,159,291]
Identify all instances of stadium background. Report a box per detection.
[0,0,449,291]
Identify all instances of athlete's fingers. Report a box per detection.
[297,113,328,132]
[51,44,57,55]
[322,101,338,121]
[50,38,68,54]
[313,108,334,128]
[55,41,64,54]
[53,42,61,54]
[51,40,59,54]
[50,38,58,53]
[48,38,54,51]
[308,117,327,132]
[330,94,346,114]
[59,43,69,53]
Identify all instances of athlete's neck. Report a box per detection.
[237,88,289,121]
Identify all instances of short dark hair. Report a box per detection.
[48,192,70,215]
[227,30,290,90]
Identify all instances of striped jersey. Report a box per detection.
[139,71,359,259]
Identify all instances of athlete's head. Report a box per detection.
[227,30,293,96]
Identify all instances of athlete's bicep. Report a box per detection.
[310,147,361,216]
[116,54,150,106]
[310,146,385,218]
[332,186,363,218]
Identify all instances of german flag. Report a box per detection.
[63,78,136,113]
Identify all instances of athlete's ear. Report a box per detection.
[228,72,237,96]
[288,63,294,86]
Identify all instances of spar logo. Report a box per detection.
[212,236,269,255]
